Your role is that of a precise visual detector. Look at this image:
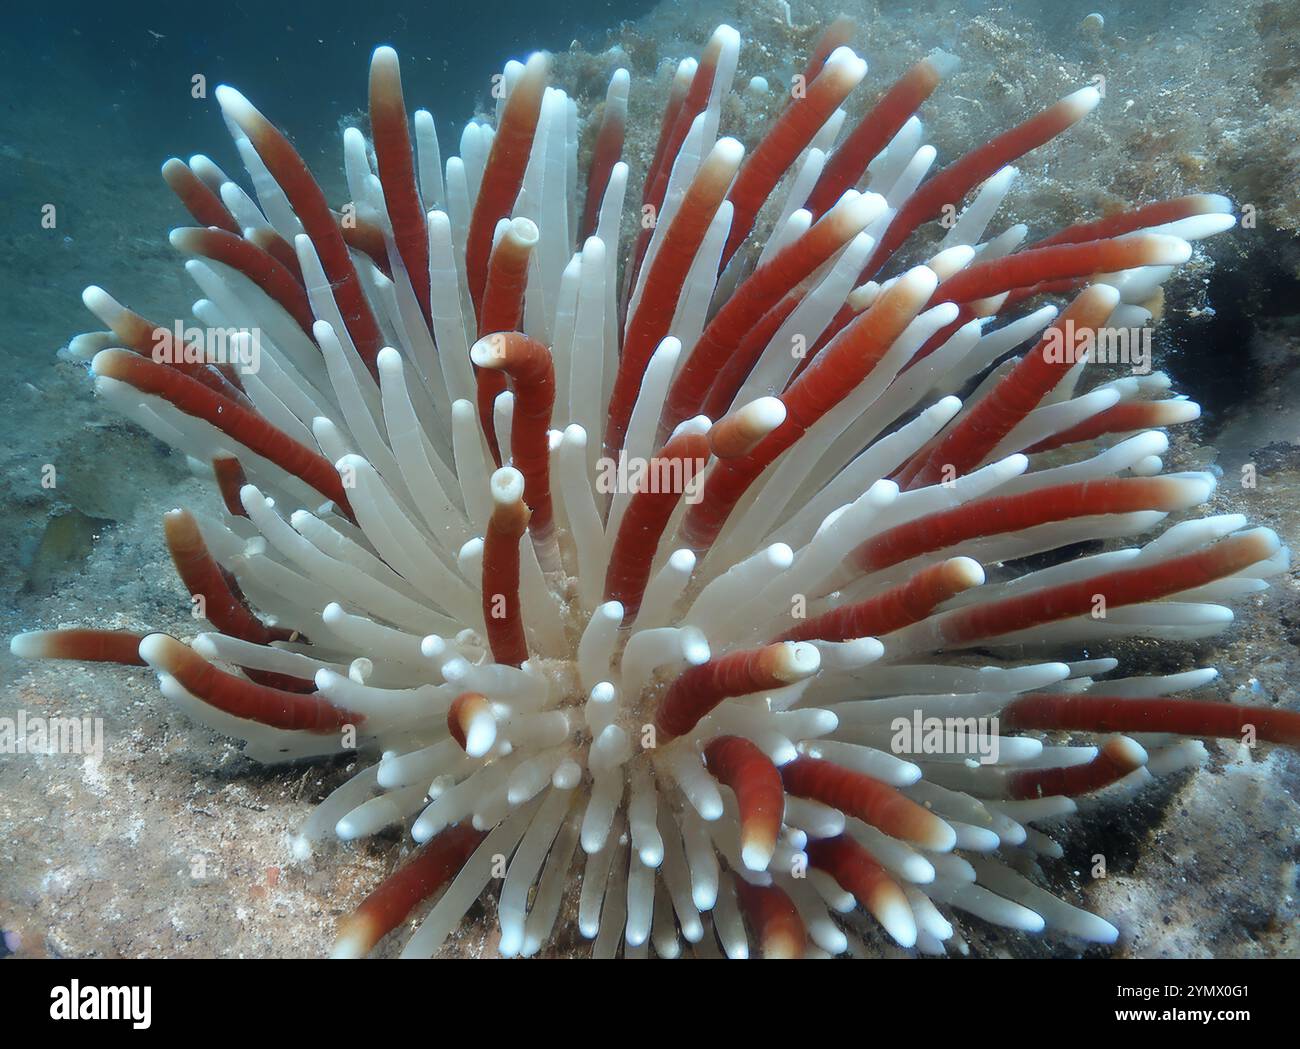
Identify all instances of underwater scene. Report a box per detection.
[1,0,1298,984]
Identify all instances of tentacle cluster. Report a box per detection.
[14,19,1297,959]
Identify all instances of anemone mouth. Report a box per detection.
[8,14,1297,962]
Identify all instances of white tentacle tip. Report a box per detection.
[741,842,775,872]
[824,46,868,80]
[868,478,899,505]
[897,264,940,301]
[463,716,497,758]
[81,285,118,318]
[1144,233,1193,265]
[668,549,696,573]
[9,633,49,658]
[214,84,256,122]
[947,556,986,588]
[469,336,503,369]
[711,24,741,49]
[776,641,822,682]
[1063,84,1103,115]
[137,632,184,672]
[490,466,526,504]
[710,136,747,168]
[371,44,400,70]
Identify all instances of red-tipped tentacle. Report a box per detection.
[1033,194,1232,249]
[447,691,497,755]
[721,49,866,266]
[937,528,1279,647]
[707,398,787,460]
[464,54,549,317]
[655,641,819,741]
[627,30,724,294]
[782,756,955,850]
[1023,400,1197,454]
[212,456,251,518]
[91,349,354,519]
[471,333,556,553]
[700,290,802,421]
[903,283,1119,489]
[477,221,537,335]
[475,220,540,463]
[170,226,317,336]
[678,265,933,553]
[703,736,785,870]
[337,210,395,279]
[1006,735,1147,799]
[245,226,306,286]
[800,16,857,82]
[732,878,806,959]
[929,234,1189,306]
[369,46,432,325]
[804,54,947,218]
[481,469,531,667]
[163,507,294,645]
[860,85,1100,280]
[139,633,358,733]
[639,60,695,223]
[608,139,744,454]
[580,71,628,241]
[804,833,913,940]
[161,157,241,234]
[777,557,984,643]
[84,292,253,406]
[333,824,486,957]
[10,629,147,666]
[851,476,1206,573]
[1002,692,1300,749]
[787,283,878,382]
[603,430,711,619]
[661,191,881,435]
[217,88,385,376]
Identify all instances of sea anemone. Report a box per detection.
[11,17,1299,959]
